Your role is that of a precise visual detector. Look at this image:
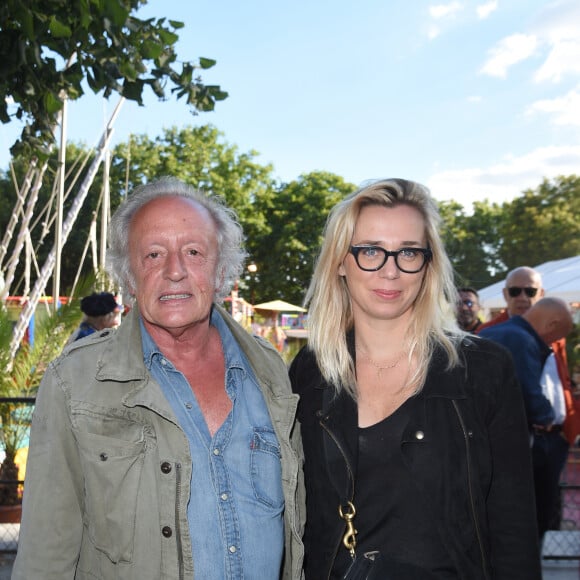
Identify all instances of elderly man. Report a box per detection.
[13,178,305,580]
[480,297,574,540]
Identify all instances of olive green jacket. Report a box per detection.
[13,306,305,579]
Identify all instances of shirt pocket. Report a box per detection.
[250,427,285,510]
[72,417,146,564]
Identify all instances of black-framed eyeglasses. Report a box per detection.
[349,245,432,273]
[507,286,539,298]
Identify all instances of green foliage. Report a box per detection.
[0,0,227,158]
[439,199,505,288]
[0,287,85,504]
[497,175,580,272]
[251,172,355,305]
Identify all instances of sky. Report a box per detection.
[2,0,580,210]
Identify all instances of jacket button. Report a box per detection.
[160,461,172,474]
[162,526,173,538]
[99,452,108,461]
[414,430,425,440]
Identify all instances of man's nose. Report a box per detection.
[165,252,186,280]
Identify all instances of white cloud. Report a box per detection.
[476,0,498,20]
[534,39,580,83]
[429,2,463,20]
[480,34,538,78]
[467,95,482,103]
[427,145,580,209]
[526,86,580,126]
[528,0,580,83]
[480,33,538,78]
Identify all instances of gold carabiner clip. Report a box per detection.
[338,501,357,557]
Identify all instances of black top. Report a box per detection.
[332,396,459,579]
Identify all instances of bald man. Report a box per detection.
[480,297,574,540]
[477,267,579,445]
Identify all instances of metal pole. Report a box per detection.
[52,97,68,313]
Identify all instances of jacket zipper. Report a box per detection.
[452,400,490,580]
[320,418,356,580]
[175,461,184,580]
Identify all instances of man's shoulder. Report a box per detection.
[477,310,508,333]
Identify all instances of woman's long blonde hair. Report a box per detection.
[305,178,463,398]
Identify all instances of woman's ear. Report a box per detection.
[338,262,346,277]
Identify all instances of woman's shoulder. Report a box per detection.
[288,346,326,394]
[452,334,519,400]
[457,333,513,366]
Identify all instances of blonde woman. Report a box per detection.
[289,179,541,579]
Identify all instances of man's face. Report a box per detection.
[128,196,219,339]
[502,270,544,316]
[457,291,480,330]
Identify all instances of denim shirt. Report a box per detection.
[141,309,284,579]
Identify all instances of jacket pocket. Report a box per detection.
[73,421,146,564]
[250,427,284,510]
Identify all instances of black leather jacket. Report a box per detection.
[289,335,542,580]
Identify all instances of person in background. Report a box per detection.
[477,266,580,526]
[69,291,123,341]
[289,178,541,579]
[456,286,483,333]
[480,297,574,541]
[478,266,544,328]
[480,298,574,538]
[13,177,305,580]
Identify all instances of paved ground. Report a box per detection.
[0,553,14,580]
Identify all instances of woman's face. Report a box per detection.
[338,204,429,326]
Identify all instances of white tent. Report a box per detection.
[478,255,580,311]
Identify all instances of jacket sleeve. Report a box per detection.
[481,347,543,579]
[12,360,84,579]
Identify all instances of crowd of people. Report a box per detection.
[12,176,577,579]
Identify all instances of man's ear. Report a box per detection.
[539,287,546,299]
[502,287,509,302]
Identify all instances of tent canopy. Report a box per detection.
[478,255,580,311]
[253,299,307,313]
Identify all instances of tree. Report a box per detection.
[439,199,504,289]
[497,175,580,272]
[1,0,227,158]
[109,125,277,244]
[253,172,355,305]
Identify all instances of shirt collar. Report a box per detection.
[140,307,247,374]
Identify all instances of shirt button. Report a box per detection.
[213,448,220,456]
[161,359,167,366]
[229,545,237,553]
[185,402,192,410]
[221,493,228,501]
[160,462,172,474]
[162,526,173,538]
[99,452,108,461]
[415,430,425,440]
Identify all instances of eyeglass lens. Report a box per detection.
[350,246,429,273]
[461,300,474,307]
[507,287,538,298]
